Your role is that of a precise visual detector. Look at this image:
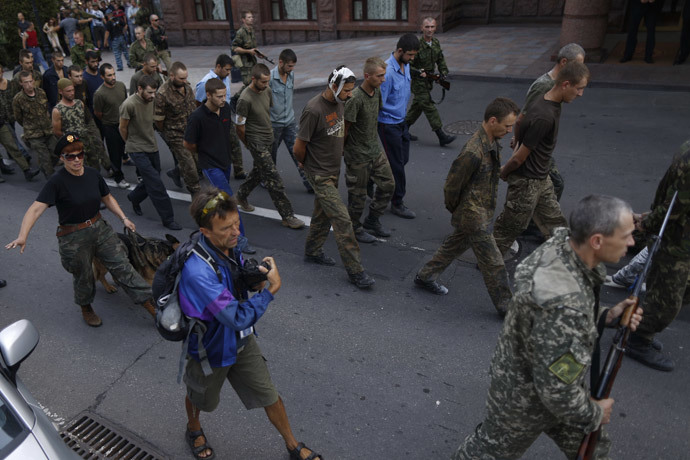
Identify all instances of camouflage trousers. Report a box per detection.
[240,68,252,87]
[0,124,29,170]
[83,121,112,172]
[493,174,568,255]
[164,131,200,194]
[405,85,442,131]
[58,219,152,306]
[26,134,58,177]
[305,173,363,275]
[238,142,295,220]
[344,152,395,228]
[454,416,611,459]
[635,250,690,341]
[417,223,512,311]
[158,50,172,71]
[228,118,245,175]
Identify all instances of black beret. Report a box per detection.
[54,132,81,157]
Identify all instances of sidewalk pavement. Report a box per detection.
[94,24,690,94]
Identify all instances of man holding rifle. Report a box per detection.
[453,195,642,460]
[626,139,690,372]
[232,10,258,87]
[406,17,456,146]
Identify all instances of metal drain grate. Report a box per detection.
[60,411,167,460]
[444,120,482,135]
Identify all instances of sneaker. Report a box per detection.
[414,275,448,295]
[116,179,130,189]
[391,203,416,219]
[363,216,391,237]
[349,271,375,289]
[282,215,305,229]
[355,227,377,244]
[237,196,255,212]
[304,253,336,266]
[626,334,674,372]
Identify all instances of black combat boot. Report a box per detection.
[435,128,456,147]
[625,333,674,372]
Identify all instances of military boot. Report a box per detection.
[81,305,102,327]
[435,129,456,147]
[625,333,674,372]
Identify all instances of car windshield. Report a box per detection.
[0,395,28,457]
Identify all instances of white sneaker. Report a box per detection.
[116,179,130,189]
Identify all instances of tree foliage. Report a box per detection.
[0,0,60,67]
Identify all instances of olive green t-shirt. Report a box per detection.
[236,86,273,147]
[94,81,128,126]
[297,93,345,177]
[119,93,158,153]
[344,86,383,163]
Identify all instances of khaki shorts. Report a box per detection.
[184,335,279,412]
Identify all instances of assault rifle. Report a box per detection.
[576,190,679,460]
[410,68,450,104]
[255,49,275,65]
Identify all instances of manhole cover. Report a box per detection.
[60,411,167,459]
[444,120,482,136]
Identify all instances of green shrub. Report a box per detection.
[0,0,59,67]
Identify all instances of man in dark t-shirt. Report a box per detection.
[493,61,590,256]
[184,78,254,254]
[293,66,374,289]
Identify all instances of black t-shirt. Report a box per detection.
[515,97,561,179]
[36,167,110,225]
[184,103,233,171]
[106,17,126,39]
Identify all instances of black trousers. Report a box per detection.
[623,0,664,61]
[102,124,125,182]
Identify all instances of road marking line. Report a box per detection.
[105,179,313,226]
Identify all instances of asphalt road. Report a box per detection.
[1,79,689,459]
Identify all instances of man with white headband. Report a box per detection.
[378,33,419,219]
[294,66,375,289]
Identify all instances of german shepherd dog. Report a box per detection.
[94,229,180,292]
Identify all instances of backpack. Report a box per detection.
[152,231,221,383]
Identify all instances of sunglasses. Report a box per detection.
[62,151,85,161]
[202,191,231,215]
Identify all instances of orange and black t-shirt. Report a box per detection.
[297,93,345,177]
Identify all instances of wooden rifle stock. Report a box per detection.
[410,68,450,91]
[576,191,678,460]
[255,49,274,65]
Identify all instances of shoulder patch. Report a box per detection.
[549,352,585,384]
[532,247,580,306]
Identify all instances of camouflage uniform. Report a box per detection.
[306,173,364,275]
[231,25,257,86]
[493,174,568,255]
[154,80,199,193]
[344,86,395,229]
[13,88,57,176]
[12,69,43,94]
[454,227,611,460]
[129,39,158,70]
[0,86,31,172]
[145,25,171,70]
[635,139,690,343]
[405,36,448,132]
[520,72,565,200]
[58,211,151,306]
[69,42,96,69]
[55,100,106,170]
[417,127,511,313]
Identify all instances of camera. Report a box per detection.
[237,258,271,292]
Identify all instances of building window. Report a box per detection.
[353,0,408,21]
[271,0,318,20]
[195,0,228,21]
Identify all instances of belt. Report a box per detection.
[56,212,101,237]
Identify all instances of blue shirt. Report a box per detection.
[178,236,273,367]
[195,69,232,103]
[378,53,411,125]
[82,70,103,112]
[269,66,295,127]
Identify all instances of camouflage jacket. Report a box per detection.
[486,228,606,434]
[641,139,690,258]
[70,42,96,69]
[129,39,158,69]
[231,25,257,69]
[11,69,43,96]
[146,25,168,51]
[55,100,88,136]
[444,126,501,229]
[410,36,448,92]
[0,84,15,125]
[13,88,53,139]
[129,70,164,96]
[153,80,196,136]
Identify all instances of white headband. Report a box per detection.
[329,67,355,102]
